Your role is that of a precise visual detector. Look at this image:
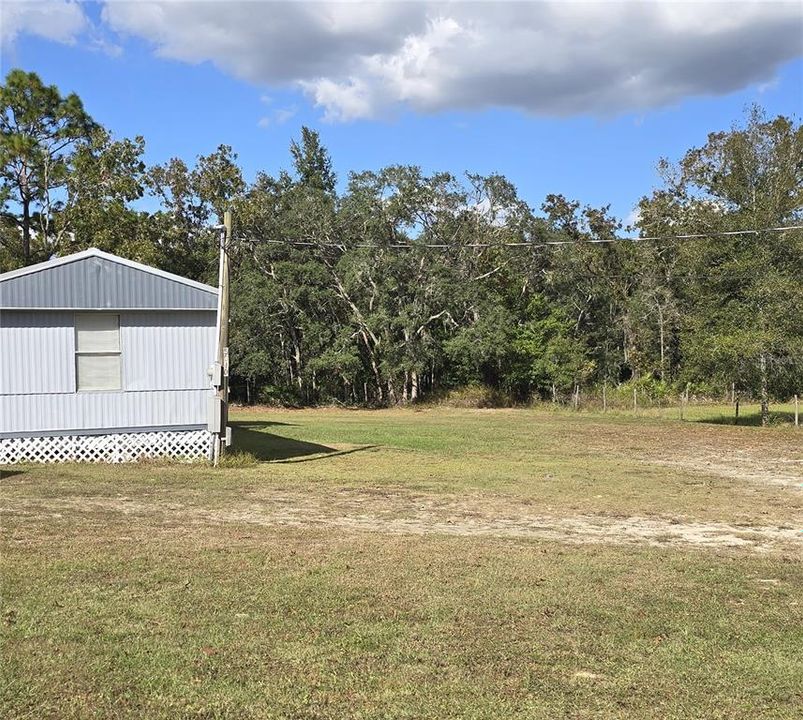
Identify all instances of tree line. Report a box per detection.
[2,69,801,423]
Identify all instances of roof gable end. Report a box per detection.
[0,249,218,310]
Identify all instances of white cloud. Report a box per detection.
[300,77,373,122]
[1,0,87,46]
[274,105,297,124]
[625,207,642,228]
[87,33,123,58]
[12,1,803,122]
[257,104,298,128]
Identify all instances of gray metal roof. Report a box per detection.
[0,249,218,310]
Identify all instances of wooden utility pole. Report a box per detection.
[211,211,232,465]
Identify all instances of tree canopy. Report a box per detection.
[2,70,801,421]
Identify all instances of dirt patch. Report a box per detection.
[649,449,803,488]
[196,507,801,552]
[577,423,803,488]
[572,671,607,682]
[5,487,801,554]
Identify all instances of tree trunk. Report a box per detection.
[759,352,769,427]
[20,166,31,263]
[293,343,302,389]
[622,327,629,364]
[411,370,419,402]
[656,301,665,380]
[360,330,383,402]
[21,197,31,263]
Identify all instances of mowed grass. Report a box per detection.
[1,406,801,719]
[230,404,802,524]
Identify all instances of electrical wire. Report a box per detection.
[237,224,803,251]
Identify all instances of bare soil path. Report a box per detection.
[6,486,801,554]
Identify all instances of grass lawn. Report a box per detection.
[1,406,801,719]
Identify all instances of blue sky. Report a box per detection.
[2,1,801,223]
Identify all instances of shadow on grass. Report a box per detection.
[695,411,797,427]
[231,422,334,461]
[0,469,25,479]
[273,445,378,465]
[230,422,377,463]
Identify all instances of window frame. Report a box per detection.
[74,313,123,393]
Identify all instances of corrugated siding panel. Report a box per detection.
[0,256,216,309]
[122,311,216,391]
[0,310,75,395]
[0,389,210,435]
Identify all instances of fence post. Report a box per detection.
[684,383,690,421]
[633,386,637,412]
[602,382,607,412]
[795,394,799,428]
[735,396,740,425]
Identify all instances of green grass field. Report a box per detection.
[1,406,801,719]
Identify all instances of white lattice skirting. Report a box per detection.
[0,430,212,465]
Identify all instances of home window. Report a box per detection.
[75,314,122,391]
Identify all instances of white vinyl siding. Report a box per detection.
[75,314,122,392]
[0,309,215,435]
[0,389,211,435]
[122,312,216,391]
[0,311,75,395]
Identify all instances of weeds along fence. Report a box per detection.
[436,384,801,425]
[234,382,800,425]
[548,390,801,427]
[433,383,673,411]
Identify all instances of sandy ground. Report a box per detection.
[5,488,801,554]
[648,449,803,488]
[3,420,801,553]
[574,426,803,489]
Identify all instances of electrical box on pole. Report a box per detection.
[208,397,224,434]
[208,362,223,388]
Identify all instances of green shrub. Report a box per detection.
[438,385,513,409]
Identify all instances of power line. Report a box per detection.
[239,224,803,251]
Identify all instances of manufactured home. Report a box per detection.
[0,249,219,464]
